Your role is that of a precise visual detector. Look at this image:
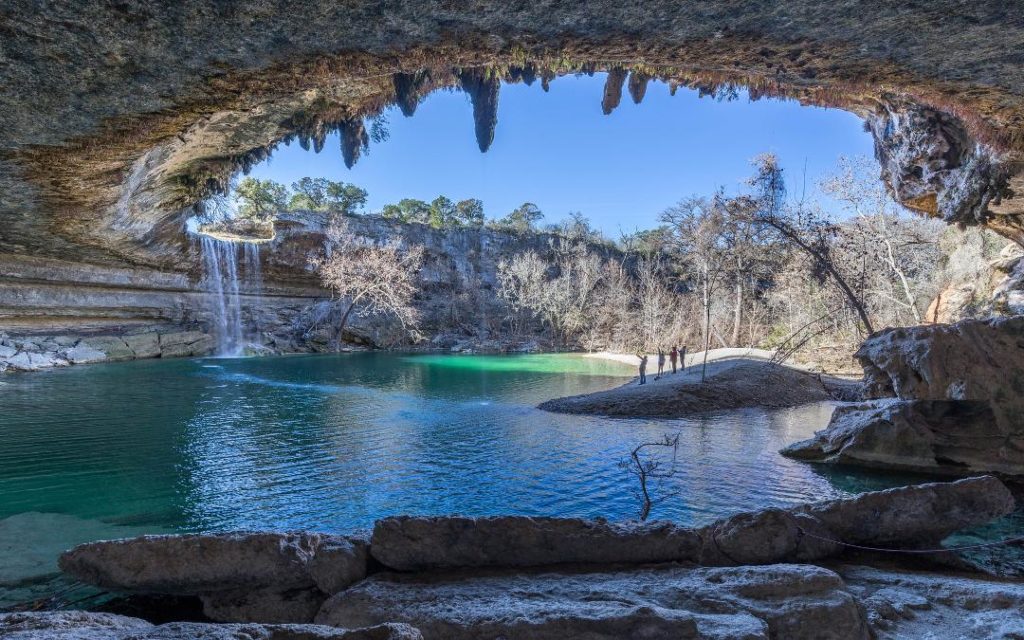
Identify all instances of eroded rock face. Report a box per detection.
[0,612,422,640]
[316,563,870,640]
[785,316,1024,475]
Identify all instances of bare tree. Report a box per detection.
[619,433,681,521]
[661,197,730,381]
[311,220,424,343]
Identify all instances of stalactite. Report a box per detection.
[458,68,500,153]
[393,71,432,117]
[628,72,650,104]
[339,118,369,169]
[540,69,555,92]
[668,80,679,96]
[602,68,628,115]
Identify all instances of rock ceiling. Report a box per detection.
[2,1,1023,268]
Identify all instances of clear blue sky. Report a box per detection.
[248,73,875,234]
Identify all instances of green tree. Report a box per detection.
[235,177,288,222]
[454,199,485,227]
[428,196,457,228]
[288,177,367,216]
[497,202,544,232]
[381,198,430,224]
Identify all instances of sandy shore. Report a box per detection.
[541,352,861,417]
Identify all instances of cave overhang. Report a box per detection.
[2,2,1024,269]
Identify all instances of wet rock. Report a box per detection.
[59,532,331,594]
[369,516,702,571]
[200,586,327,624]
[837,565,1024,639]
[315,563,870,639]
[0,612,422,639]
[797,475,1015,547]
[157,331,215,358]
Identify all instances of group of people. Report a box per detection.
[637,346,686,385]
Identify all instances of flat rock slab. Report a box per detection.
[316,563,870,640]
[370,516,702,571]
[0,613,421,640]
[59,532,366,596]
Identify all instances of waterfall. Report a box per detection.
[200,236,262,356]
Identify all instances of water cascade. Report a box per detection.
[199,235,263,356]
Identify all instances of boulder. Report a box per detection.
[786,316,1024,475]
[59,532,368,624]
[796,475,1016,547]
[5,350,67,371]
[158,331,215,358]
[0,613,421,639]
[59,532,331,593]
[315,563,870,640]
[124,332,161,359]
[0,343,16,359]
[369,516,702,571]
[781,399,1024,475]
[62,343,108,364]
[697,509,839,566]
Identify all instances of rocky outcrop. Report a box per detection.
[59,533,368,624]
[316,564,870,640]
[51,478,1016,635]
[0,330,215,373]
[370,477,1013,572]
[783,316,1024,475]
[0,612,422,640]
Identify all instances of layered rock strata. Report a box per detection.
[783,316,1024,475]
[55,477,1015,636]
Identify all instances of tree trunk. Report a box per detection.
[731,278,743,346]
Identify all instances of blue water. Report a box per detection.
[0,352,1019,606]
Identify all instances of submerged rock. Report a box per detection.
[369,516,702,571]
[316,563,869,640]
[0,612,422,639]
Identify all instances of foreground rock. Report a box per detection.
[316,563,870,639]
[371,476,1014,571]
[538,359,848,418]
[0,612,421,639]
[837,564,1024,639]
[784,316,1024,475]
[59,533,367,623]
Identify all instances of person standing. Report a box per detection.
[638,354,648,385]
[656,349,666,379]
[679,345,687,372]
[669,346,678,374]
